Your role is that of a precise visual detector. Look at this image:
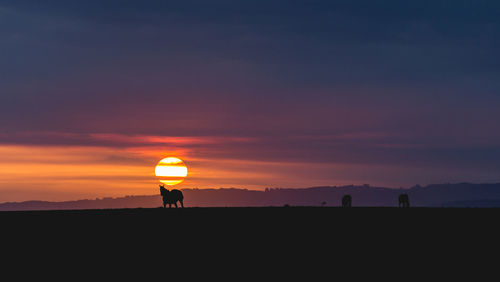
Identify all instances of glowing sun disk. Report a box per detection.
[155,157,188,185]
[155,166,188,177]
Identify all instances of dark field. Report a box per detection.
[3,207,499,276]
[3,206,499,239]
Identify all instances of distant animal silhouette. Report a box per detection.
[342,195,352,207]
[398,194,410,208]
[159,185,184,208]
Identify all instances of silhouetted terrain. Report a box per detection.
[2,183,500,211]
[3,206,499,253]
[4,205,497,280]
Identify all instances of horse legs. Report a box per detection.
[180,200,184,208]
[174,202,178,208]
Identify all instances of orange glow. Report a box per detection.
[155,157,188,185]
[0,142,363,203]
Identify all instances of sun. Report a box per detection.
[155,157,188,185]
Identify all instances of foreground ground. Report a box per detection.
[2,207,498,277]
[3,206,498,238]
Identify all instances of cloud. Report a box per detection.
[1,1,500,200]
[3,130,500,170]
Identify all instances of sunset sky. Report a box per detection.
[1,1,500,202]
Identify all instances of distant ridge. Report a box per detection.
[2,183,500,211]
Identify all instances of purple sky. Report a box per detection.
[1,1,500,201]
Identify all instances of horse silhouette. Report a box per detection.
[159,184,184,208]
[398,194,410,208]
[342,194,352,208]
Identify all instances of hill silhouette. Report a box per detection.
[2,183,500,211]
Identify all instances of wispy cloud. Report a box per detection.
[1,1,500,201]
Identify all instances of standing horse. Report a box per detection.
[159,184,184,208]
[342,194,352,208]
[398,194,410,208]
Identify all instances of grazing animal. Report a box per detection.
[342,194,352,208]
[159,184,184,208]
[398,193,410,208]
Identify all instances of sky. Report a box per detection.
[1,0,500,201]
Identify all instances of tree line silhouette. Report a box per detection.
[12,183,498,211]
